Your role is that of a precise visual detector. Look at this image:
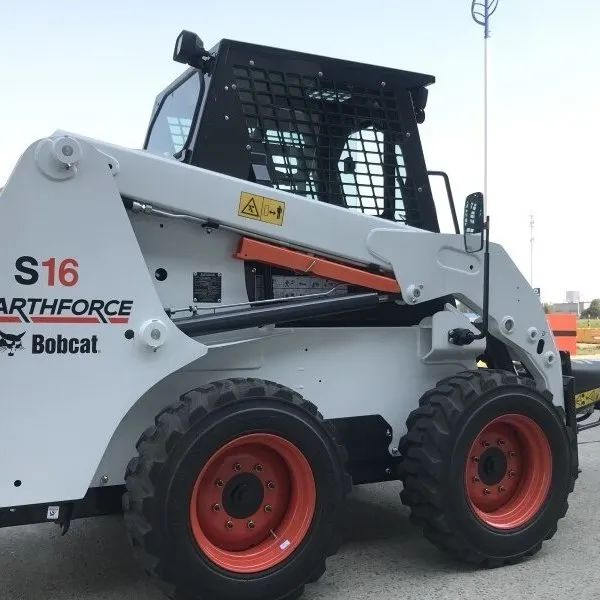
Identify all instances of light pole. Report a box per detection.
[529,214,535,286]
[471,0,499,217]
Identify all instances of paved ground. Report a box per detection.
[2,430,600,600]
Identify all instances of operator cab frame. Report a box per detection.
[145,37,440,233]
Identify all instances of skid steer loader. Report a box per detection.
[1,30,599,600]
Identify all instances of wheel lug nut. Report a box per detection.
[472,456,480,463]
[254,464,263,472]
[497,439,505,446]
[225,520,234,529]
[472,476,480,483]
[233,463,241,471]
[481,440,490,447]
[248,520,255,529]
[508,470,517,478]
[267,481,276,489]
[498,486,506,493]
[264,504,272,513]
[509,451,517,457]
[212,503,221,512]
[483,488,491,495]
[215,479,224,487]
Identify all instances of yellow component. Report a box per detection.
[239,192,285,226]
[576,388,600,410]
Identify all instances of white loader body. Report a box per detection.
[0,133,560,509]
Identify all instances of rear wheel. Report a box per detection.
[399,369,577,566]
[123,378,350,600]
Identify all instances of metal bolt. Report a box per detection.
[318,71,324,77]
[385,467,392,475]
[406,131,411,138]
[62,144,74,157]
[246,144,252,151]
[472,476,480,483]
[508,470,517,478]
[224,85,229,91]
[483,488,491,495]
[498,486,506,493]
[212,503,221,512]
[503,318,515,332]
[481,440,490,448]
[100,475,109,485]
[254,464,263,472]
[249,59,255,66]
[509,451,517,457]
[417,186,423,193]
[264,504,272,513]
[472,456,480,463]
[267,481,276,489]
[224,115,230,121]
[248,520,255,529]
[150,329,161,340]
[225,520,234,529]
[386,429,392,438]
[216,479,224,487]
[231,83,237,90]
[497,439,505,446]
[391,448,399,455]
[381,81,386,87]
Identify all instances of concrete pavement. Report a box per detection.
[2,430,600,600]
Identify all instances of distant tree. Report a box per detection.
[542,303,553,314]
[581,299,600,319]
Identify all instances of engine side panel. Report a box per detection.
[0,139,206,507]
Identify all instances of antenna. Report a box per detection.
[471,0,500,216]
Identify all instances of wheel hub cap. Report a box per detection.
[222,473,265,519]
[478,447,508,486]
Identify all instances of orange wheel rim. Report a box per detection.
[465,414,552,529]
[190,433,316,573]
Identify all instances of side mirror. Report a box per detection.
[173,30,210,69]
[463,192,484,253]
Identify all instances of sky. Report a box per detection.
[1,0,598,303]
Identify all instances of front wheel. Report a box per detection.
[123,378,350,600]
[399,370,577,566]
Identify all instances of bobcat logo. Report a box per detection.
[0,331,26,357]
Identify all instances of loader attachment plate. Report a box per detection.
[571,359,600,397]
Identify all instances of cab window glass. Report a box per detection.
[146,73,201,157]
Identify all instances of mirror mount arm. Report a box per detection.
[449,216,491,346]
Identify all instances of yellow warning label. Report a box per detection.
[239,192,285,226]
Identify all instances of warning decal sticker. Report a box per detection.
[239,192,285,226]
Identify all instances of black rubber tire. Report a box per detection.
[123,378,351,600]
[399,369,578,566]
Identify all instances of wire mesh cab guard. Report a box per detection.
[163,40,440,233]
